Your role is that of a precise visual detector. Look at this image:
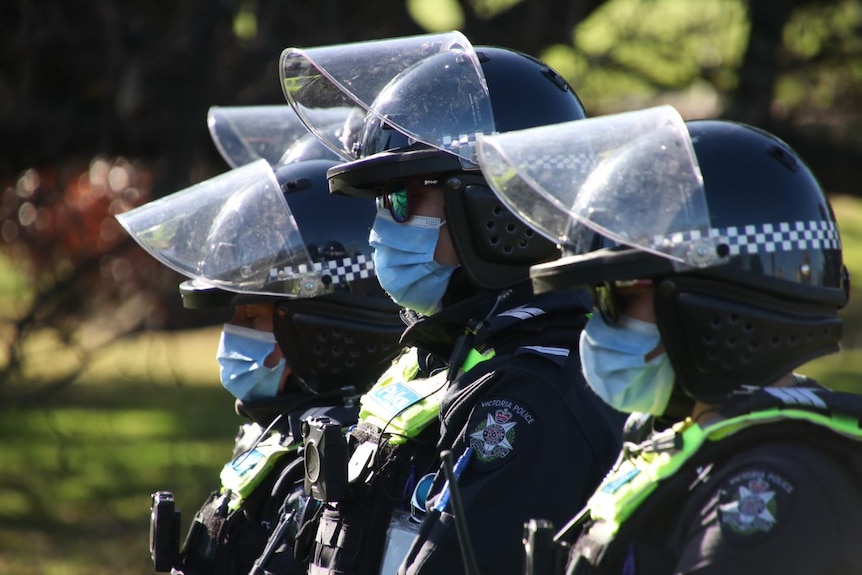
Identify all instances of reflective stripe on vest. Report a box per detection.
[585,407,862,542]
[359,352,447,445]
[358,347,495,445]
[220,432,297,510]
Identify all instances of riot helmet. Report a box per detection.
[476,107,849,402]
[118,158,404,397]
[207,105,343,168]
[280,32,587,290]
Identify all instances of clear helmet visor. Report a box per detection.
[476,105,716,267]
[279,31,494,163]
[116,159,326,297]
[207,105,344,168]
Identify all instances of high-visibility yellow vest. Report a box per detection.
[585,405,862,542]
[358,348,495,445]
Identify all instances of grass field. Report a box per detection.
[0,328,236,575]
[1,195,862,574]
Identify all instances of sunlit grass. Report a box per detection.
[0,323,235,575]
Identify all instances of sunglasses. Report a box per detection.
[375,177,442,223]
[591,279,653,325]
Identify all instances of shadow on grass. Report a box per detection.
[0,378,241,575]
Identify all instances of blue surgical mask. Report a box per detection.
[369,209,458,316]
[579,313,675,415]
[216,323,286,401]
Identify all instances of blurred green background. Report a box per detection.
[1,0,861,573]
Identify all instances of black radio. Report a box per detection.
[302,416,348,502]
[149,490,181,572]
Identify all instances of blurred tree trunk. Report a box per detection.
[726,0,862,194]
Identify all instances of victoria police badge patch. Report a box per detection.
[466,396,535,470]
[717,466,794,544]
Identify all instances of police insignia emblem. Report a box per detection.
[469,407,517,462]
[718,467,793,539]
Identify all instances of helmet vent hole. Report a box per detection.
[331,346,342,357]
[787,334,798,346]
[770,336,781,347]
[492,205,503,215]
[345,358,356,368]
[725,337,738,348]
[740,352,752,364]
[490,236,499,245]
[519,239,528,248]
[366,344,377,353]
[506,223,517,233]
[525,229,534,237]
[743,322,754,333]
[313,345,324,355]
[503,245,513,254]
[728,313,739,325]
[486,221,495,229]
[710,318,722,329]
[703,334,715,345]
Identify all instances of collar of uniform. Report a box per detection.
[399,282,591,359]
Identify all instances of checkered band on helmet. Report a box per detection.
[269,254,375,285]
[653,219,841,257]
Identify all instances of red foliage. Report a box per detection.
[0,157,181,332]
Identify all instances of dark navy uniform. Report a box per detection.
[564,380,862,575]
[396,286,625,575]
[303,285,624,575]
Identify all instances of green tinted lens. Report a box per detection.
[593,283,620,324]
[388,188,409,222]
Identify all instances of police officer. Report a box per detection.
[119,143,406,574]
[279,32,625,575]
[474,107,862,574]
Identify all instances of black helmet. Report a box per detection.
[124,158,404,397]
[330,47,586,290]
[279,33,586,290]
[263,161,403,396]
[529,119,849,403]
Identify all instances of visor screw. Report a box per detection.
[799,264,811,278]
[240,265,252,278]
[445,177,462,191]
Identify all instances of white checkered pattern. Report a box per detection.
[268,254,375,284]
[440,133,479,155]
[652,220,841,255]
